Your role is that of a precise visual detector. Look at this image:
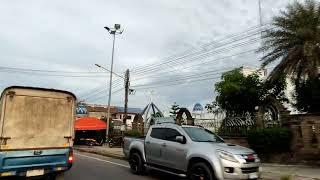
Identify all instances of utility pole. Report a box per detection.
[123,69,130,129]
[121,69,130,142]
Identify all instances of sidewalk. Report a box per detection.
[74,145,320,180]
[261,164,320,180]
[74,145,125,160]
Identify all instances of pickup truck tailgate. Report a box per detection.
[0,148,70,173]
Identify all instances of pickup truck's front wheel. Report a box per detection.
[188,162,215,180]
[129,152,145,175]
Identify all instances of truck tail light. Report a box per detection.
[68,150,74,164]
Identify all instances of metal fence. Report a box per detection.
[218,113,256,137]
[194,118,223,133]
[194,112,256,137]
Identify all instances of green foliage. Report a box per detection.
[213,68,286,115]
[294,77,320,113]
[169,102,180,118]
[248,128,293,153]
[260,0,320,83]
[124,130,144,137]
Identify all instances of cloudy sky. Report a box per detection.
[0,0,303,113]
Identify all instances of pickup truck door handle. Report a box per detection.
[145,141,150,144]
[161,143,166,147]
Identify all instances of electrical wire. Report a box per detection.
[0,69,109,78]
[131,39,261,80]
[131,48,258,83]
[80,79,123,100]
[131,24,272,75]
[130,35,263,78]
[0,66,108,74]
[84,87,125,103]
[133,76,221,90]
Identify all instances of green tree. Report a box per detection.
[214,68,286,115]
[169,102,180,118]
[260,0,320,83]
[294,77,320,113]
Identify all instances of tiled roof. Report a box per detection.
[86,105,118,113]
[116,107,142,114]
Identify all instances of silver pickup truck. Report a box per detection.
[123,123,261,180]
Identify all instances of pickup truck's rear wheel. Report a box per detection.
[129,152,145,175]
[189,162,215,180]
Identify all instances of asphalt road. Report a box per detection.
[64,151,183,180]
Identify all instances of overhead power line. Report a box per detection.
[131,37,261,80]
[130,23,272,75]
[0,70,110,78]
[131,24,266,72]
[131,48,258,82]
[133,76,221,90]
[131,54,262,90]
[132,69,226,88]
[0,66,108,74]
[79,79,123,100]
[84,87,124,103]
[131,29,270,77]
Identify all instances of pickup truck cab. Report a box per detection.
[0,86,76,179]
[123,123,261,180]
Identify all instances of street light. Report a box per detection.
[103,24,123,143]
[95,64,124,79]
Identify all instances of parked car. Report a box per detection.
[123,123,261,180]
[0,86,76,179]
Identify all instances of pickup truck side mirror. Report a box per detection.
[176,136,186,144]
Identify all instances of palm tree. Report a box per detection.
[260,0,320,83]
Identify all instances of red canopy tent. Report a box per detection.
[75,117,107,131]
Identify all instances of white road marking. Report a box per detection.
[75,153,130,168]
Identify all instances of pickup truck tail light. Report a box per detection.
[68,150,74,164]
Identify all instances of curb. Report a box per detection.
[74,147,126,160]
[262,171,319,180]
[262,163,320,169]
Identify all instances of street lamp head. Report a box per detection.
[114,24,121,30]
[104,26,110,31]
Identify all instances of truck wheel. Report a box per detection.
[129,152,145,175]
[188,162,215,180]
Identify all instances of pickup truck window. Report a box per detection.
[150,128,182,142]
[165,128,182,141]
[183,127,224,143]
[150,128,166,139]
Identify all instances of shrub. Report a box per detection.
[124,130,143,137]
[247,128,292,153]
